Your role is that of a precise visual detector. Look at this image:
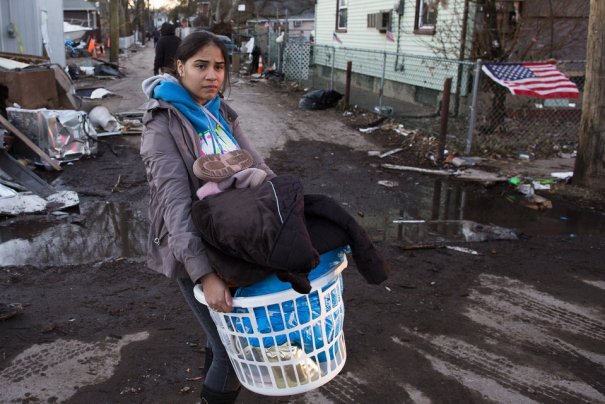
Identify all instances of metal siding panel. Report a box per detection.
[0,0,43,56]
[44,0,66,66]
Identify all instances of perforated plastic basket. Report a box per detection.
[193,256,347,396]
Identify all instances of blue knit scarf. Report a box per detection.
[153,81,237,155]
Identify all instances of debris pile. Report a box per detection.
[0,51,141,216]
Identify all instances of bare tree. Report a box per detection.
[573,0,605,191]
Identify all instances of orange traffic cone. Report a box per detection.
[257,56,263,74]
[87,38,95,54]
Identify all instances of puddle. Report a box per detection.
[1,178,603,267]
[0,202,147,267]
[364,178,605,245]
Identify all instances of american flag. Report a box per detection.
[332,32,342,45]
[481,62,579,99]
[386,30,395,42]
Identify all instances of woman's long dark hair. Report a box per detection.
[173,31,231,95]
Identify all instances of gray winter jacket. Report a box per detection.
[140,78,275,283]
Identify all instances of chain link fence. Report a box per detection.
[471,60,585,159]
[301,44,585,159]
[235,36,584,160]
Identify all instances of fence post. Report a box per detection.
[438,77,452,162]
[345,61,352,109]
[379,51,387,111]
[330,47,336,90]
[465,59,482,155]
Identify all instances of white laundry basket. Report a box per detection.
[193,256,348,396]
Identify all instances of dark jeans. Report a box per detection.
[176,277,240,392]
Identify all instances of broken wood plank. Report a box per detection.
[0,115,62,171]
[0,149,54,197]
[382,163,453,176]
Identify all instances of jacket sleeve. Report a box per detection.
[231,117,276,180]
[141,109,213,283]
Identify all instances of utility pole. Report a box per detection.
[110,0,119,64]
[573,0,605,190]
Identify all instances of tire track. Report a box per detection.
[389,273,605,403]
[395,329,605,403]
[0,331,149,403]
[311,372,366,404]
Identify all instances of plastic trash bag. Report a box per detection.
[298,89,343,110]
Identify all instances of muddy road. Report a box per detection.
[1,44,605,404]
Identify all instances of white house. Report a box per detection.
[315,0,466,58]
[313,0,471,105]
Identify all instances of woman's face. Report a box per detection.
[176,44,225,105]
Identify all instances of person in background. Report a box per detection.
[140,31,275,403]
[152,28,160,47]
[153,23,180,75]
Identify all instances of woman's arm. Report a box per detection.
[141,110,213,283]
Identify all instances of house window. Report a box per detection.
[415,0,438,34]
[336,0,348,31]
[293,20,302,28]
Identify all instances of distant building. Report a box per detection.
[63,0,99,29]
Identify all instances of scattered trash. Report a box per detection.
[7,107,97,162]
[94,63,121,77]
[392,124,410,136]
[516,151,533,160]
[454,168,508,184]
[517,183,534,196]
[379,148,403,158]
[79,66,95,76]
[0,114,62,171]
[520,194,553,210]
[89,105,122,132]
[446,246,480,255]
[0,189,79,215]
[76,87,123,113]
[532,181,551,190]
[298,89,343,110]
[374,105,393,116]
[448,156,483,167]
[378,180,398,188]
[359,126,379,133]
[382,163,453,176]
[508,176,523,186]
[551,171,573,180]
[367,151,381,157]
[392,219,518,244]
[0,183,18,198]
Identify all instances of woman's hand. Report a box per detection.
[200,273,233,313]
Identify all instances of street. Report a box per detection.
[1,44,604,404]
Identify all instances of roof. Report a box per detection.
[63,0,98,11]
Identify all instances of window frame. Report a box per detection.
[414,0,438,35]
[335,0,348,32]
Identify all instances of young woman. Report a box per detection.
[140,31,275,403]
